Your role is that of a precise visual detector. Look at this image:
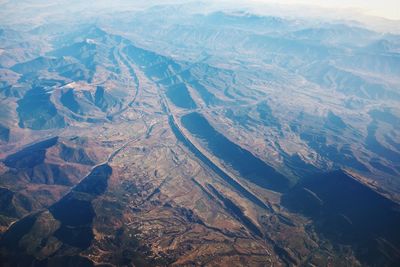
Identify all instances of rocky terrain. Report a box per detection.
[0,1,400,266]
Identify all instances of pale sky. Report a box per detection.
[249,0,400,20]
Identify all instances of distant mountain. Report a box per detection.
[0,4,399,266]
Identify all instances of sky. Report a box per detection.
[249,0,400,20]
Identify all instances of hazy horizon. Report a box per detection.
[1,0,398,34]
[247,0,400,20]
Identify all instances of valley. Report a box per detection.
[0,1,400,266]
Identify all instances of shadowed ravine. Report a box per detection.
[1,5,400,266]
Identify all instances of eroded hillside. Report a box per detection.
[0,2,400,266]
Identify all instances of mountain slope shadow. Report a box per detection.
[0,164,113,266]
[49,164,112,249]
[282,170,400,266]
